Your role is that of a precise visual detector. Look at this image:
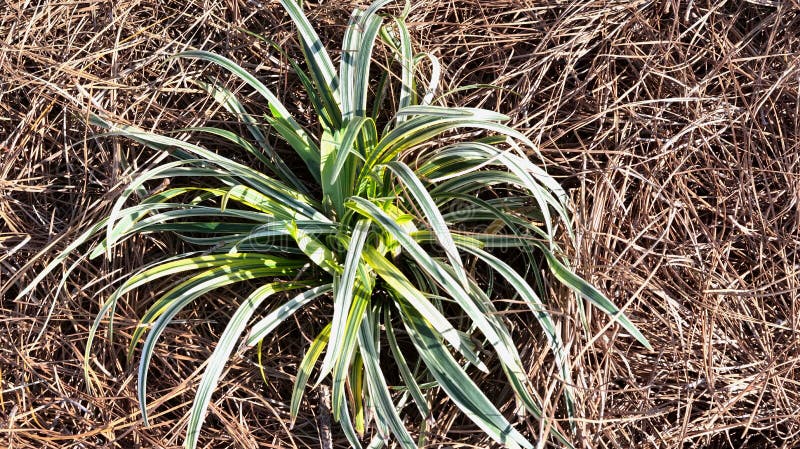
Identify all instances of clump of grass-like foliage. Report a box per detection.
[20,0,650,447]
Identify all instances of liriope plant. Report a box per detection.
[20,0,651,448]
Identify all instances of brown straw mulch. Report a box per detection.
[2,1,799,448]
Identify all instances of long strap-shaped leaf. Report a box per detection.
[537,243,653,350]
[93,119,327,223]
[175,51,303,131]
[288,322,331,426]
[319,128,348,218]
[397,301,533,449]
[239,28,335,131]
[330,280,371,422]
[174,50,320,176]
[384,308,429,418]
[433,191,543,281]
[397,105,509,121]
[102,160,221,256]
[428,142,572,242]
[456,245,576,424]
[339,390,364,449]
[349,352,366,435]
[187,82,308,194]
[134,262,302,424]
[385,161,468,288]
[286,220,341,275]
[98,183,268,245]
[366,113,535,171]
[357,310,416,449]
[133,260,300,358]
[318,219,371,382]
[330,117,372,182]
[96,183,260,258]
[225,219,335,244]
[417,53,441,106]
[93,201,275,257]
[85,253,289,383]
[279,0,342,128]
[224,184,318,220]
[380,16,415,121]
[428,142,564,203]
[340,1,390,120]
[361,245,487,372]
[430,169,558,245]
[175,126,266,165]
[244,284,333,346]
[93,204,276,257]
[350,198,529,382]
[185,281,311,449]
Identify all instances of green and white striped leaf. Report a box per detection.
[330,117,371,182]
[458,245,575,418]
[134,261,302,424]
[87,253,281,366]
[339,393,364,449]
[428,141,571,241]
[340,5,385,120]
[384,308,429,418]
[245,284,333,347]
[537,243,653,350]
[279,0,342,128]
[318,219,371,383]
[396,105,508,121]
[397,302,533,449]
[185,281,309,449]
[417,53,440,106]
[93,204,276,257]
[103,160,214,256]
[187,81,306,192]
[367,115,537,170]
[290,323,331,425]
[350,198,529,380]
[361,245,487,372]
[330,280,371,421]
[95,122,325,221]
[319,128,348,218]
[382,16,415,119]
[385,161,468,288]
[174,50,319,173]
[358,312,415,449]
[286,220,341,275]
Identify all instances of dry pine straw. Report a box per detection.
[2,1,800,448]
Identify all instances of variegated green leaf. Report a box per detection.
[350,197,531,381]
[385,161,468,288]
[289,323,331,425]
[361,245,487,372]
[358,311,415,449]
[174,50,320,173]
[397,302,533,449]
[185,281,310,449]
[279,0,342,128]
[384,308,429,418]
[245,284,333,347]
[134,260,303,424]
[286,220,341,275]
[538,243,653,350]
[318,219,371,384]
